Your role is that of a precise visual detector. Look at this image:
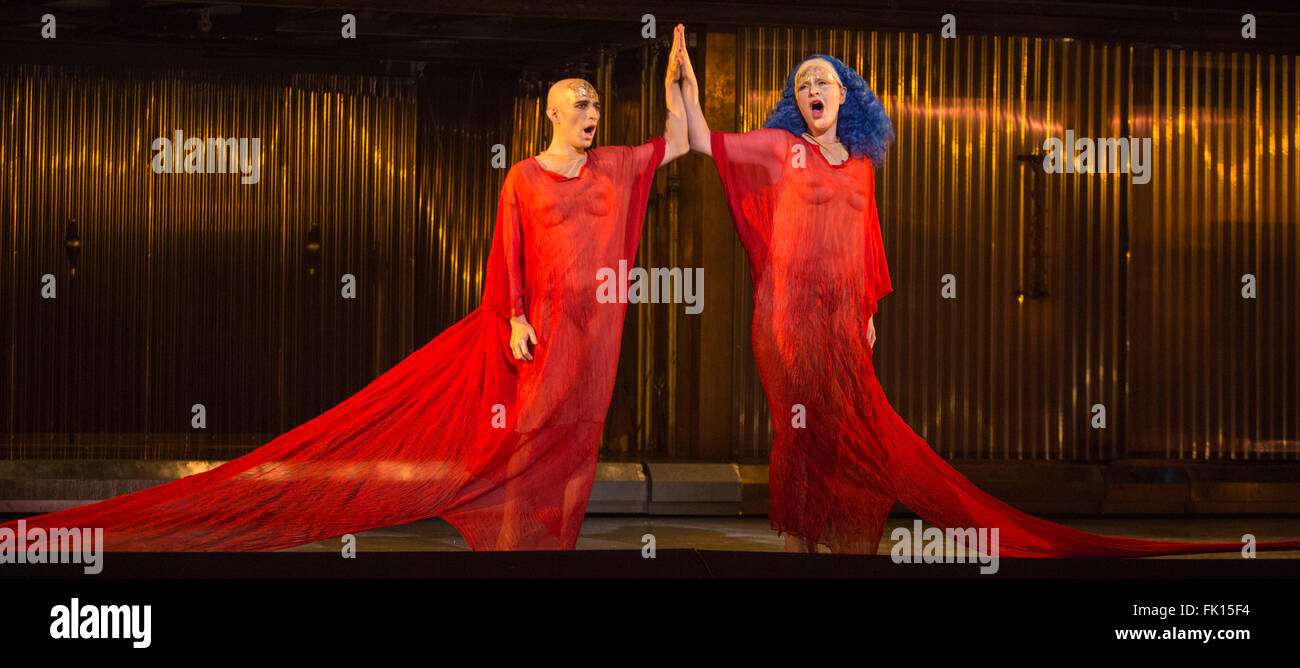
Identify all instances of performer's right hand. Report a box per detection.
[509,315,539,361]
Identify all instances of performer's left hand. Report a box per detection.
[509,314,539,362]
[667,24,684,83]
[867,315,876,350]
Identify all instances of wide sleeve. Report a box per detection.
[709,129,790,266]
[502,183,527,317]
[619,136,667,257]
[630,135,668,177]
[481,167,528,320]
[863,160,893,314]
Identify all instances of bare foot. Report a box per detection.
[783,533,817,553]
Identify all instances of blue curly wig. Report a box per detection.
[761,54,895,166]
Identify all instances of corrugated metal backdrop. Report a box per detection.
[1129,49,1298,461]
[1,66,419,459]
[2,29,1295,463]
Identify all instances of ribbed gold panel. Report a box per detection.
[1129,51,1299,461]
[1,66,418,459]
[735,27,1297,462]
[5,36,1294,465]
[418,78,512,331]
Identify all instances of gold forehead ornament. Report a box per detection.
[567,81,598,100]
[795,62,843,90]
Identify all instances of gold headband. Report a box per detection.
[794,61,842,90]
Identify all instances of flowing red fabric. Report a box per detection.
[2,136,667,552]
[712,129,1300,557]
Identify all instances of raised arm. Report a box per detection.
[660,25,689,165]
[673,24,712,156]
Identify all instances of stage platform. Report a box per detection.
[3,515,1296,580]
[4,459,1300,515]
[281,515,1300,559]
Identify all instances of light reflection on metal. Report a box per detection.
[2,65,418,460]
[1128,49,1298,461]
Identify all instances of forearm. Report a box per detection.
[662,81,689,164]
[682,81,712,156]
[500,193,527,318]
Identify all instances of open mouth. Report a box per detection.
[582,123,596,139]
[809,100,825,119]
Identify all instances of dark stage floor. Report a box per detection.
[4,515,1296,580]
[280,515,1300,559]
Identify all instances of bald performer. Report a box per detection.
[435,30,690,549]
[0,30,690,554]
[530,78,606,178]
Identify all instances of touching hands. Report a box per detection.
[666,24,683,85]
[671,24,698,96]
[661,23,691,164]
[671,24,711,156]
[509,314,538,361]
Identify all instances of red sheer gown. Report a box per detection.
[1,136,667,552]
[711,128,1299,557]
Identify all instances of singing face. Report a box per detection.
[793,58,846,137]
[546,79,601,149]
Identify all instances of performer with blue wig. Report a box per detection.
[672,24,1300,557]
[759,53,895,167]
